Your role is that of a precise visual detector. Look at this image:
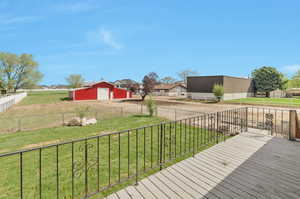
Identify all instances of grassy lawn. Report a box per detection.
[225,97,300,107]
[0,115,166,154]
[18,91,69,106]
[0,91,128,133]
[0,115,225,199]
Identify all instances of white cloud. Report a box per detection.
[86,28,123,50]
[0,15,38,25]
[56,1,99,13]
[281,65,300,73]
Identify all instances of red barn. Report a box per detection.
[69,81,132,101]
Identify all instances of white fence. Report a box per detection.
[0,92,27,113]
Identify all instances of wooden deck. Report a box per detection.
[106,129,300,199]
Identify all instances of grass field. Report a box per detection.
[0,115,224,199]
[0,91,135,133]
[18,91,69,106]
[225,97,300,107]
[0,115,166,154]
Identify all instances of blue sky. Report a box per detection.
[1,0,300,85]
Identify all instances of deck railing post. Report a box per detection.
[245,107,248,132]
[159,123,163,170]
[289,110,297,141]
[216,112,220,144]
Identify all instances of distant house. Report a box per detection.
[152,83,187,96]
[114,79,138,89]
[69,81,132,101]
[187,75,255,100]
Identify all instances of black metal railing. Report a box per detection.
[0,107,278,199]
[246,107,290,137]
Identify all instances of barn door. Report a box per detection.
[97,88,109,100]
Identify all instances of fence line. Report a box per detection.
[0,92,27,113]
[0,104,204,134]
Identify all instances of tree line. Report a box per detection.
[2,51,299,100]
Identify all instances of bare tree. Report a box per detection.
[140,72,159,101]
[160,76,176,84]
[177,69,198,84]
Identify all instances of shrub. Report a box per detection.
[75,106,90,120]
[213,84,224,102]
[145,97,156,117]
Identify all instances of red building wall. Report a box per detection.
[74,87,97,100]
[72,81,132,101]
[113,88,127,99]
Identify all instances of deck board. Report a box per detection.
[107,130,300,199]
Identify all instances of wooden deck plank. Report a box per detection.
[173,163,238,199]
[139,178,170,199]
[159,169,204,198]
[147,175,182,199]
[165,167,218,199]
[125,186,144,199]
[179,159,266,199]
[107,131,300,199]
[206,143,300,184]
[116,189,132,199]
[183,158,283,199]
[133,181,157,199]
[154,172,193,199]
[199,142,300,198]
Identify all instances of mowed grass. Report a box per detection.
[0,115,166,154]
[225,97,300,107]
[18,91,69,106]
[0,115,225,199]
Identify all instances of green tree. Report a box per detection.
[0,52,43,92]
[252,66,284,97]
[66,74,85,88]
[289,70,300,88]
[212,84,224,102]
[279,74,289,90]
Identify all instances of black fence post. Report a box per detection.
[135,129,139,185]
[245,107,248,132]
[159,123,163,170]
[216,112,220,144]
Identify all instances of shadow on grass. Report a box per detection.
[132,114,151,118]
[120,99,143,103]
[60,97,72,101]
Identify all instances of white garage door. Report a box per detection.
[97,88,109,100]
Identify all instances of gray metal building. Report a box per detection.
[187,75,255,100]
